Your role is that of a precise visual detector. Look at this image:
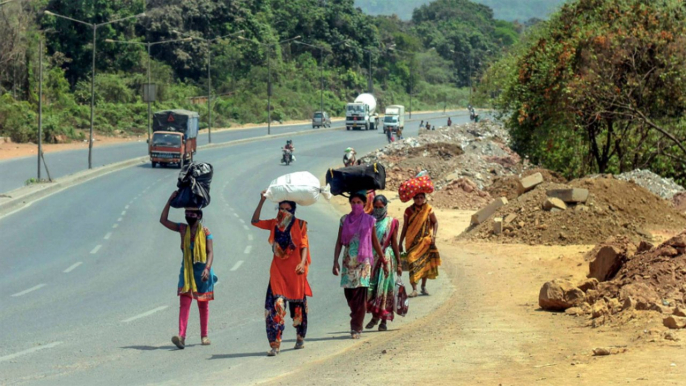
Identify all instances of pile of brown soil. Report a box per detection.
[672,192,686,213]
[384,142,463,191]
[461,176,686,246]
[486,168,567,201]
[431,178,492,210]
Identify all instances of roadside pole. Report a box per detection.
[38,39,43,180]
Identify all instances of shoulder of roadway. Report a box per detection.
[0,126,341,219]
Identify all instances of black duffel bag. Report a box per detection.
[326,163,386,196]
[171,161,213,208]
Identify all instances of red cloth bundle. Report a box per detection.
[398,175,434,203]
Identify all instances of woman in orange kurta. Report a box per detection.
[252,191,312,357]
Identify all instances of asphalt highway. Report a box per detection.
[0,112,467,385]
[0,111,460,194]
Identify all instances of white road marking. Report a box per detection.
[239,219,245,224]
[121,211,126,216]
[247,234,253,241]
[117,217,123,222]
[233,213,239,218]
[244,246,252,254]
[104,232,112,240]
[11,284,46,297]
[121,306,169,323]
[242,225,249,231]
[63,262,83,273]
[90,245,102,254]
[230,261,244,271]
[112,224,119,229]
[125,205,130,209]
[0,342,63,363]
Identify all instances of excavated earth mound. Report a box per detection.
[486,168,567,201]
[461,176,686,246]
[431,178,492,210]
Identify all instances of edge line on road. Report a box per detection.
[0,342,63,363]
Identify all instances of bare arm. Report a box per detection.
[333,225,343,276]
[372,230,389,277]
[430,212,439,244]
[201,238,214,281]
[391,225,402,276]
[160,192,178,232]
[398,211,409,252]
[251,190,267,224]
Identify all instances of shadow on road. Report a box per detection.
[121,345,180,351]
[282,335,350,343]
[208,352,266,360]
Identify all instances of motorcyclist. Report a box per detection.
[447,117,452,127]
[282,139,295,163]
[343,147,356,167]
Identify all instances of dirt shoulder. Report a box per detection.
[264,203,686,385]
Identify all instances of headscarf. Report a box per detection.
[341,190,376,264]
[274,201,296,251]
[372,195,388,220]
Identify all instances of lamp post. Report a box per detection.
[191,30,244,143]
[293,40,346,115]
[105,37,192,143]
[390,45,420,119]
[238,35,301,135]
[44,10,146,169]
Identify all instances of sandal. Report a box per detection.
[201,337,211,346]
[351,331,362,339]
[378,322,388,332]
[294,339,305,350]
[365,318,380,330]
[421,286,430,296]
[171,336,185,350]
[267,348,280,357]
[408,290,418,298]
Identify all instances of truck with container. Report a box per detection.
[383,105,405,134]
[345,93,379,131]
[149,109,199,169]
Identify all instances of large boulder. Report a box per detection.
[588,238,637,282]
[539,279,586,311]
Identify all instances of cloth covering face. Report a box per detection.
[253,218,312,301]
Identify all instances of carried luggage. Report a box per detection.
[326,163,386,196]
[265,171,331,206]
[399,175,434,203]
[171,161,213,209]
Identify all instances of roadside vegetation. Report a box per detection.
[0,0,519,144]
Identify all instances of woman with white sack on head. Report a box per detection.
[251,172,329,357]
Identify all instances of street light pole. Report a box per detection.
[38,38,43,180]
[320,47,324,113]
[44,10,146,169]
[147,42,151,143]
[207,50,212,143]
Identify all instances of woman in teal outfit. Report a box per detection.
[160,191,217,350]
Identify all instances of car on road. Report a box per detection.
[312,111,331,128]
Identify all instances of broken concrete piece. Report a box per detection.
[547,188,590,203]
[493,218,503,235]
[543,197,567,211]
[503,213,517,225]
[517,172,543,194]
[471,197,508,225]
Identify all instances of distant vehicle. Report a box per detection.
[150,109,198,169]
[312,111,331,128]
[383,105,405,134]
[345,93,379,131]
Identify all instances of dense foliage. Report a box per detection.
[355,0,567,22]
[489,0,686,184]
[0,0,516,144]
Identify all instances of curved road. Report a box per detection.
[0,111,460,194]
[0,112,466,385]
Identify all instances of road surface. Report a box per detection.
[0,112,468,385]
[0,111,460,194]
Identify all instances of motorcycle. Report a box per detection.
[469,107,477,122]
[281,147,293,165]
[343,151,356,167]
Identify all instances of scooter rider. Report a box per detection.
[343,147,356,167]
[282,140,295,163]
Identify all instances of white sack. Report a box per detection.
[265,171,332,206]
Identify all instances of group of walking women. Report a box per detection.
[159,181,440,356]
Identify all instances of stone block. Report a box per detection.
[504,213,518,225]
[543,197,567,211]
[493,218,503,235]
[471,197,508,225]
[517,172,543,194]
[547,188,590,203]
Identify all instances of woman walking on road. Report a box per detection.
[399,192,440,298]
[252,192,312,357]
[333,191,386,339]
[365,195,402,331]
[160,192,217,349]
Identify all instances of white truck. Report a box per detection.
[345,93,379,131]
[383,105,405,134]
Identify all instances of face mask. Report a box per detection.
[372,207,387,220]
[185,216,198,226]
[351,203,364,215]
[277,209,293,227]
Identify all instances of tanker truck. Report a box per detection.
[345,93,379,131]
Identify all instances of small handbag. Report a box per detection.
[395,278,409,317]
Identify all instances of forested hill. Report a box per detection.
[356,0,567,21]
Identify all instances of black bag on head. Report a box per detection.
[326,163,386,196]
[170,161,213,208]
